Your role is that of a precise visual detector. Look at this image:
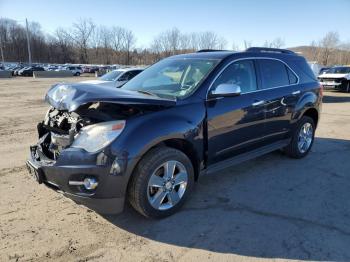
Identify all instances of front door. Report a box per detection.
[206,59,266,165]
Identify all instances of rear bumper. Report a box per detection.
[25,144,137,214]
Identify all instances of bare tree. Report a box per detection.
[272,37,285,48]
[151,28,182,56]
[309,40,319,61]
[71,18,95,63]
[110,26,126,63]
[263,37,285,48]
[54,28,75,63]
[122,29,136,65]
[167,28,181,53]
[243,40,252,49]
[99,26,112,64]
[319,31,339,65]
[188,32,199,51]
[231,41,240,51]
[151,29,227,58]
[198,31,218,49]
[3,16,350,67]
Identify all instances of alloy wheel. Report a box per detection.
[147,160,188,210]
[297,122,313,153]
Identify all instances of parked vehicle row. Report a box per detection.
[26,47,322,218]
[1,63,126,77]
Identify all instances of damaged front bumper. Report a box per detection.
[26,141,135,214]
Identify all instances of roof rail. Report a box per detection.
[196,49,226,53]
[246,47,295,55]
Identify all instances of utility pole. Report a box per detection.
[25,18,32,65]
[0,35,4,66]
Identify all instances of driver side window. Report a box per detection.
[212,60,257,93]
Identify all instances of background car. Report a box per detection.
[319,67,331,75]
[64,66,83,76]
[318,66,350,92]
[13,66,25,76]
[18,66,45,76]
[81,68,144,88]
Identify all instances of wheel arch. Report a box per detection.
[302,107,319,127]
[129,138,201,182]
[292,91,320,127]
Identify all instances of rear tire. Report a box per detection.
[284,116,315,159]
[128,147,194,218]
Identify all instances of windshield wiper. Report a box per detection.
[136,90,157,97]
[135,90,177,101]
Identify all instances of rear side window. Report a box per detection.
[259,59,289,89]
[287,67,298,84]
[212,60,257,93]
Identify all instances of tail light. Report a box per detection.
[319,83,323,97]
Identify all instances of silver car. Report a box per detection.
[81,68,144,88]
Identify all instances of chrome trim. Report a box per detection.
[252,100,265,106]
[206,57,300,99]
[280,98,287,106]
[69,181,84,186]
[292,90,301,95]
[210,83,241,96]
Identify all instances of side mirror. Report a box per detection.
[209,83,241,98]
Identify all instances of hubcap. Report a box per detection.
[147,160,188,210]
[298,122,313,153]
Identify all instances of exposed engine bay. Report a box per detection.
[37,102,148,160]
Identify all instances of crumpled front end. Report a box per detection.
[26,103,144,214]
[26,82,173,213]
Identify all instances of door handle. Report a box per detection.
[252,100,265,106]
[292,90,301,95]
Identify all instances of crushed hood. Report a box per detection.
[45,83,176,112]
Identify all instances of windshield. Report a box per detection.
[327,67,350,74]
[121,58,219,98]
[100,70,123,81]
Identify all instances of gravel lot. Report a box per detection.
[0,77,349,261]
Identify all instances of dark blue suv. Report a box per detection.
[26,47,322,218]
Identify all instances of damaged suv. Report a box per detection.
[27,47,322,218]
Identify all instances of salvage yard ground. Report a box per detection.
[0,77,350,261]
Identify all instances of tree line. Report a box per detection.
[0,17,349,66]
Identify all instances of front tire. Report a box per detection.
[285,116,315,159]
[128,147,194,218]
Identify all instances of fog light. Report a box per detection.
[83,177,98,190]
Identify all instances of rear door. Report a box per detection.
[256,59,300,142]
[206,59,266,164]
